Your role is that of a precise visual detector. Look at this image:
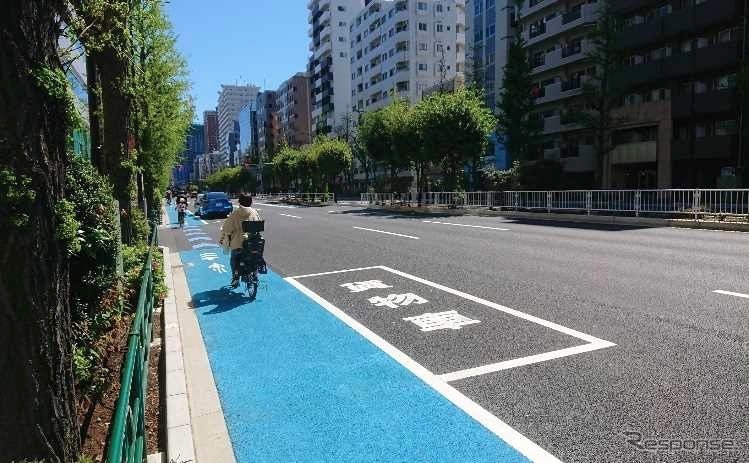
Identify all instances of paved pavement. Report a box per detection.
[160,201,749,463]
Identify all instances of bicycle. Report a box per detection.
[236,219,266,299]
[177,209,185,228]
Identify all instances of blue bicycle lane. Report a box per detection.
[171,210,536,462]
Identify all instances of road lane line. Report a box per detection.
[438,341,617,382]
[285,276,563,463]
[254,202,296,209]
[288,266,384,279]
[423,220,509,231]
[713,290,749,299]
[352,226,419,240]
[279,213,302,219]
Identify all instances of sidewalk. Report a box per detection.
[367,205,749,232]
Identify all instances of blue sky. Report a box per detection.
[167,0,310,120]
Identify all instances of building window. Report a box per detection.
[418,63,428,71]
[338,5,345,11]
[436,4,443,12]
[436,23,444,32]
[418,22,428,31]
[419,42,428,51]
[339,21,347,26]
[418,2,428,10]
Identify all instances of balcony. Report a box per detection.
[618,0,738,49]
[616,41,739,90]
[534,77,588,104]
[523,3,599,46]
[671,135,737,160]
[522,0,560,18]
[671,88,736,118]
[542,114,581,134]
[531,39,593,75]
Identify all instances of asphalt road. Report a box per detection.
[162,201,749,463]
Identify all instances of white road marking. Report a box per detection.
[186,236,213,242]
[254,202,296,209]
[380,265,611,345]
[423,220,509,231]
[286,274,563,463]
[191,242,218,249]
[352,226,419,240]
[279,213,302,219]
[438,342,616,382]
[288,266,383,279]
[713,290,749,299]
[186,210,208,224]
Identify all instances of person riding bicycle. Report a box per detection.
[176,197,187,227]
[219,193,261,288]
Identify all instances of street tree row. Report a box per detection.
[356,88,496,192]
[269,136,353,192]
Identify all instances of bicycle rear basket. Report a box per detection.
[242,219,265,233]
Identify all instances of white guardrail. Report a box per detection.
[255,192,335,204]
[361,190,749,219]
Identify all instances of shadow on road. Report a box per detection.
[336,208,458,219]
[191,287,252,315]
[504,217,650,231]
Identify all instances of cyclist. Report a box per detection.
[176,197,187,228]
[219,193,261,288]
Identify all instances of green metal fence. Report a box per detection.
[106,225,159,463]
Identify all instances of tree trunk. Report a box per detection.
[94,47,135,242]
[0,1,80,461]
[85,54,104,171]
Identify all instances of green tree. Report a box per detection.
[574,0,625,187]
[357,108,392,187]
[70,0,137,232]
[384,99,426,191]
[496,31,540,163]
[414,88,496,191]
[132,0,193,216]
[0,1,80,460]
[310,136,353,192]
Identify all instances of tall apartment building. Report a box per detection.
[308,0,364,135]
[277,72,313,146]
[174,123,204,186]
[466,0,513,110]
[255,91,279,157]
[238,101,258,158]
[607,0,744,188]
[349,0,466,112]
[228,120,241,167]
[203,110,219,153]
[217,84,260,155]
[516,0,602,184]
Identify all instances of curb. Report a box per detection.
[370,206,749,232]
[161,246,196,463]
